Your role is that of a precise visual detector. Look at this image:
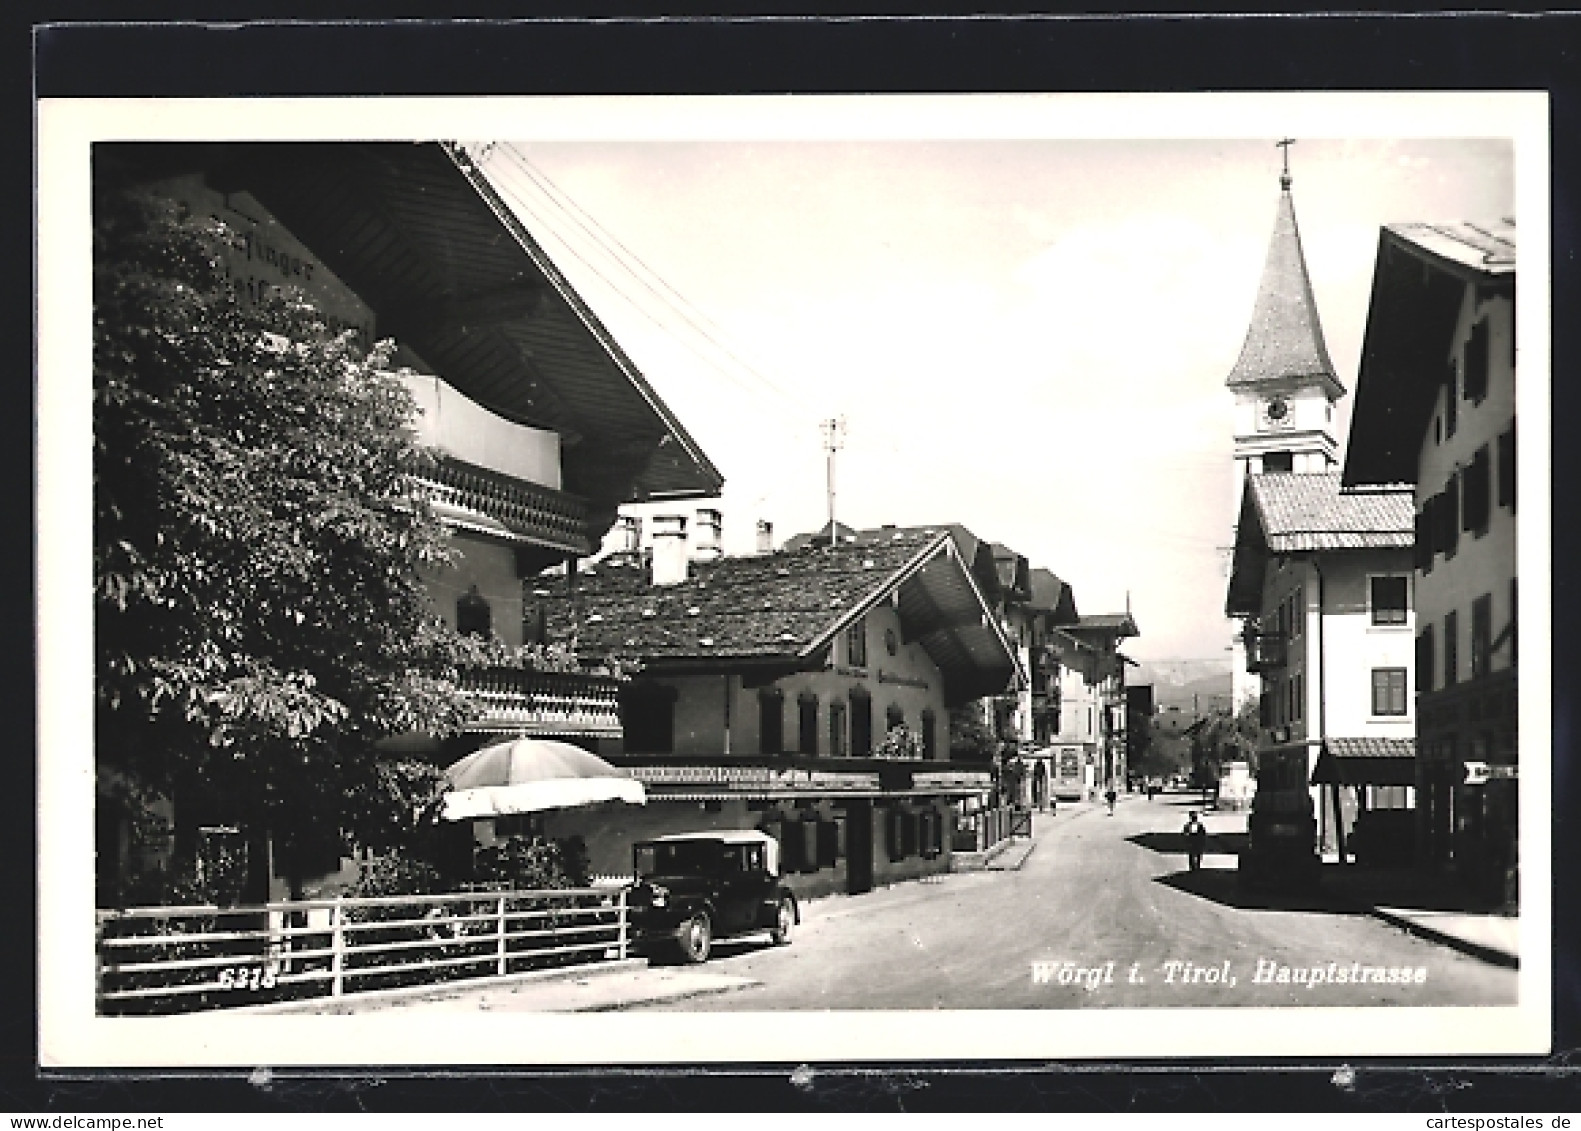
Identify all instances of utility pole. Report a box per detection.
[820,417,846,546]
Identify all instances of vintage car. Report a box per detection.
[627,830,799,963]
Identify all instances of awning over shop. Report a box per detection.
[1310,737,1417,788]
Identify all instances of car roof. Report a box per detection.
[638,830,775,847]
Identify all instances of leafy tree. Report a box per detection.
[94,185,494,900]
[948,707,998,762]
[1190,700,1260,791]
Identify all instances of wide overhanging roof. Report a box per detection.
[106,141,724,510]
[886,537,1023,704]
[1343,223,1516,489]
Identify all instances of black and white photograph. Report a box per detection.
[37,92,1550,1066]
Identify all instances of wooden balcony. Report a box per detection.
[457,667,623,738]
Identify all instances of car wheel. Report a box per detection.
[769,897,795,946]
[677,911,712,964]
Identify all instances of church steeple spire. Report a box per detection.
[1225,144,1345,400]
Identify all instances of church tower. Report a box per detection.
[1227,142,1344,709]
[1226,144,1345,485]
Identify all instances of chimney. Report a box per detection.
[616,514,642,554]
[755,519,774,555]
[651,514,689,586]
[694,508,723,562]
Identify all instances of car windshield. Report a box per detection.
[634,839,725,878]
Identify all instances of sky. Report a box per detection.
[465,131,1513,661]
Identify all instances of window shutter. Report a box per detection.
[1498,423,1516,510]
[1442,476,1461,558]
[1464,318,1490,402]
[1463,446,1491,534]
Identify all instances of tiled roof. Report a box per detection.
[780,521,859,551]
[1326,737,1417,759]
[1068,612,1140,638]
[1312,736,1417,787]
[1386,220,1515,276]
[1226,190,1345,398]
[538,529,944,659]
[1027,568,1075,620]
[1248,473,1413,552]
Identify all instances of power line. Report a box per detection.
[480,143,805,415]
[499,143,787,401]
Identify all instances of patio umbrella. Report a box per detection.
[440,738,646,822]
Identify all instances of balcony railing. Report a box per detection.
[457,667,623,738]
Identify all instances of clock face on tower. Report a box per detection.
[1262,396,1292,428]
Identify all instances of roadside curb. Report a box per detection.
[985,840,1037,871]
[1363,905,1519,969]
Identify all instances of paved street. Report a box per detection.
[620,794,1517,1011]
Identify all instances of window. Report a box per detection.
[828,701,847,757]
[1444,360,1458,438]
[1290,585,1303,637]
[1414,504,1432,573]
[921,709,937,760]
[886,704,905,733]
[1441,474,1461,559]
[1510,579,1518,667]
[845,618,867,668]
[1471,594,1493,679]
[1498,422,1516,511]
[758,689,785,756]
[1262,451,1293,473]
[1370,576,1409,626]
[1291,672,1303,723]
[1463,445,1491,536]
[798,694,819,756]
[1444,610,1459,687]
[621,683,676,753]
[1372,668,1408,716]
[1416,625,1435,694]
[1464,317,1489,403]
[456,586,491,638]
[850,688,872,757]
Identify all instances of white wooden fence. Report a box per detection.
[96,887,629,1014]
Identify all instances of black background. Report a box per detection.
[12,6,1581,1113]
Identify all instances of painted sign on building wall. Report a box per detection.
[158,175,378,350]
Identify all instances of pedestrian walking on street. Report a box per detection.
[1183,810,1208,872]
[1105,786,1117,816]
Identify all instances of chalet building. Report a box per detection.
[1224,165,1417,863]
[1226,474,1417,858]
[95,143,723,901]
[1056,614,1140,796]
[534,524,1025,899]
[1342,220,1518,903]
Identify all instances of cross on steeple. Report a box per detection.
[1277,137,1296,191]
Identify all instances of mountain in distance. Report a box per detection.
[1129,658,1234,714]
